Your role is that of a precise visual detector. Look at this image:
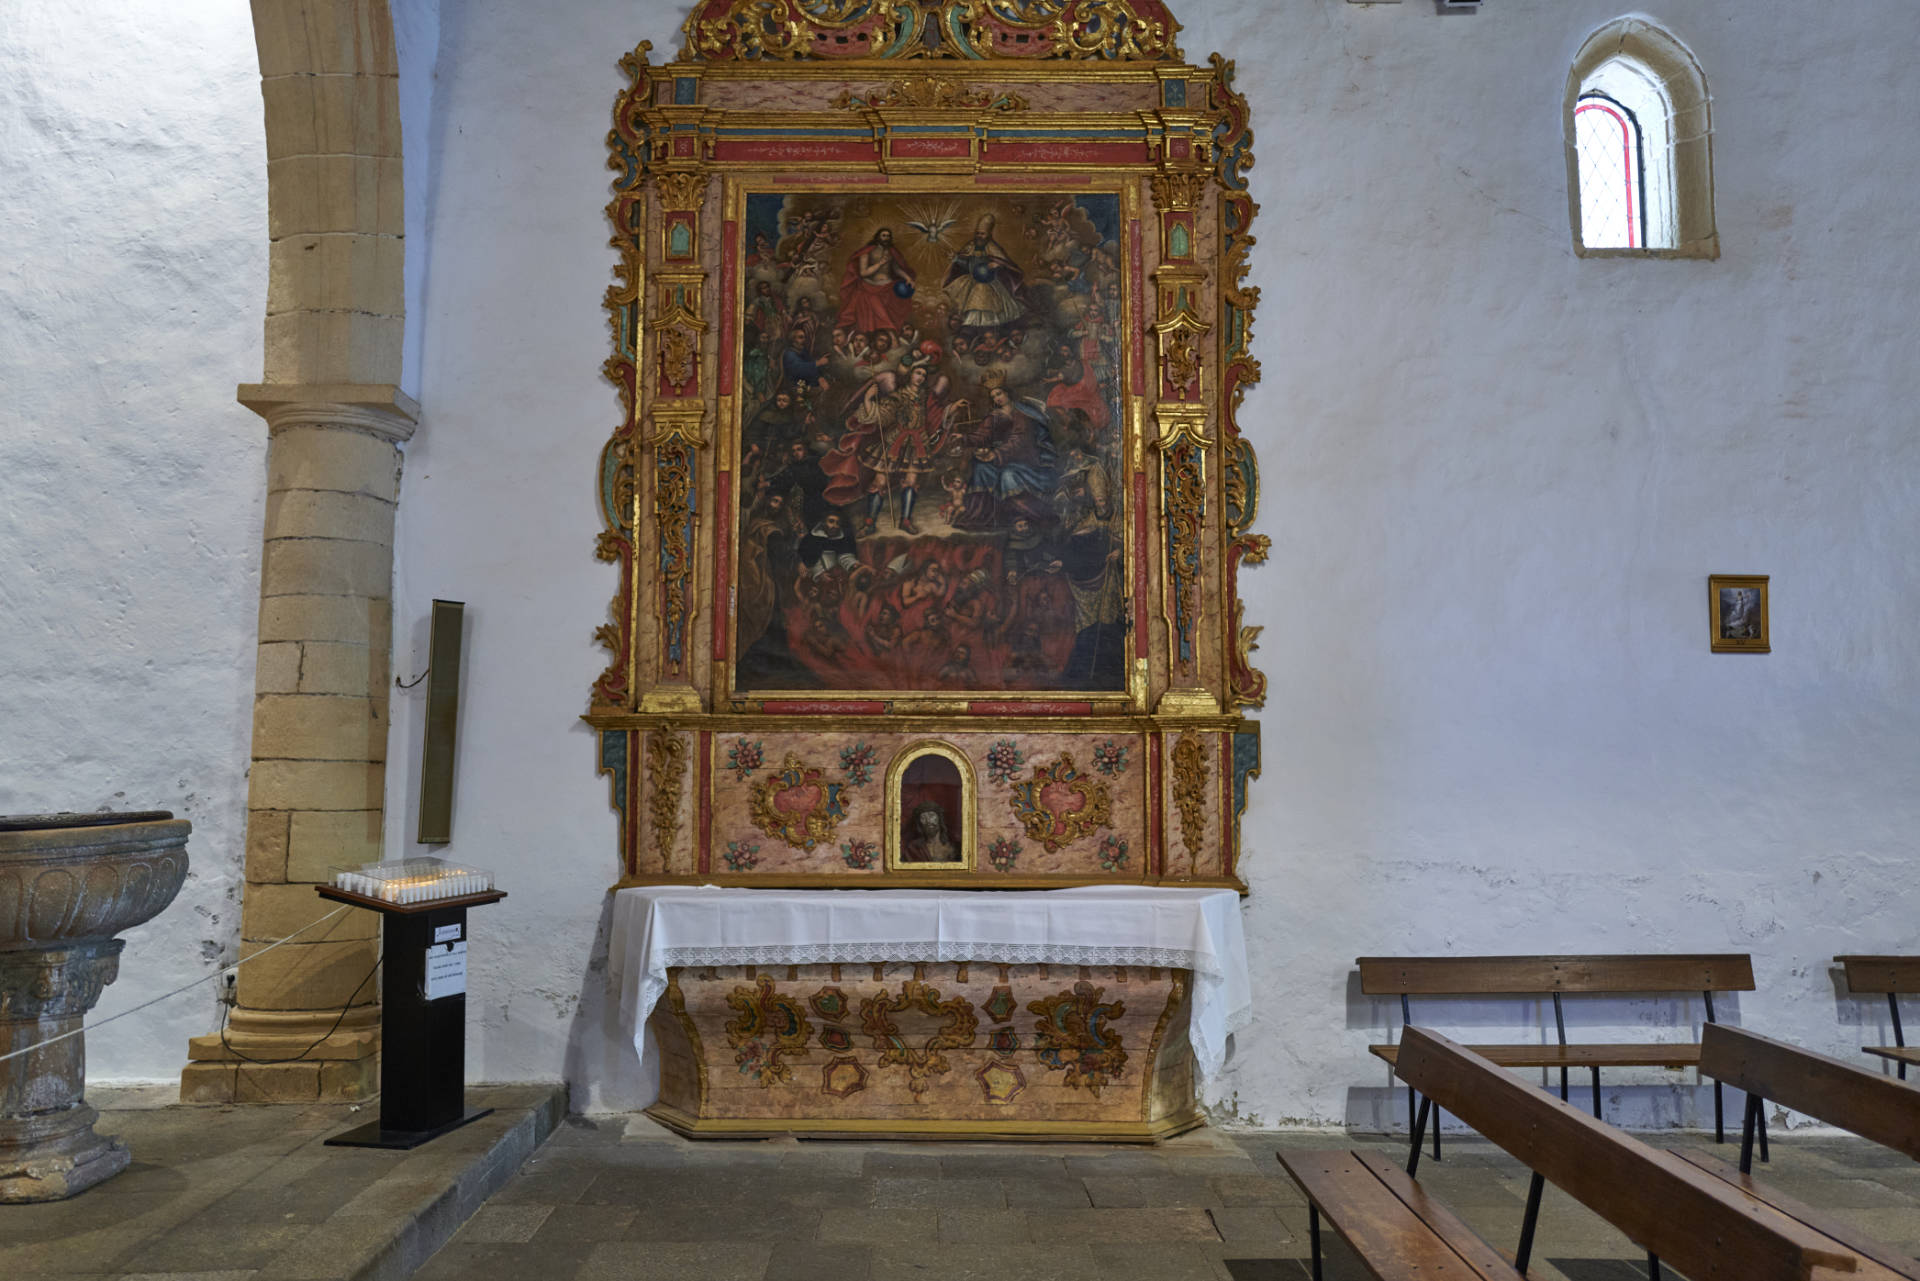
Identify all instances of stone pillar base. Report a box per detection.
[181,1005,380,1103]
[0,1102,128,1203]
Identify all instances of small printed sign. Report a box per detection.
[434,923,463,944]
[424,941,467,1000]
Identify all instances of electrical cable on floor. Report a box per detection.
[217,952,382,1065]
[0,907,354,1065]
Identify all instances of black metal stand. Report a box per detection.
[315,885,506,1151]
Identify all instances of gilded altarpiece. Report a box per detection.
[586,0,1266,1138]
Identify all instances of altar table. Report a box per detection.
[609,885,1251,1140]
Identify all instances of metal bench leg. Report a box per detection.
[1309,1202,1324,1281]
[1757,1096,1770,1164]
[1515,1170,1546,1275]
[1714,1080,1725,1144]
[1590,1066,1602,1120]
[1407,1094,1432,1176]
[1740,1094,1761,1175]
[1647,1252,1662,1279]
[1433,1102,1442,1160]
[1559,1066,1568,1102]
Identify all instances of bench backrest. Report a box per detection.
[1701,1024,1920,1160]
[1395,1026,1857,1281]
[1358,954,1755,996]
[1835,956,1920,995]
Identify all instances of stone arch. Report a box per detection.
[1564,15,1717,259]
[182,0,414,1104]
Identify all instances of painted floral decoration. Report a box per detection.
[986,837,1021,873]
[723,840,761,872]
[839,742,878,788]
[1091,739,1131,777]
[985,739,1026,786]
[1098,834,1130,872]
[727,737,763,780]
[840,837,879,870]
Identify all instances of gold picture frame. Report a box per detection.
[884,740,976,873]
[1709,575,1769,653]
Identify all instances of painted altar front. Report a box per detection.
[585,0,1266,1137]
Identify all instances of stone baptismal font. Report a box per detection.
[0,811,190,1201]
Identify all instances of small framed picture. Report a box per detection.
[1709,575,1769,653]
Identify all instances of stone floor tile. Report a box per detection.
[458,1201,556,1243]
[1081,1173,1217,1208]
[412,1242,551,1281]
[936,1208,1029,1244]
[1207,1206,1295,1246]
[1064,1152,1171,1177]
[1758,1175,1916,1208]
[761,1241,874,1280]
[869,1242,1098,1281]
[999,1175,1092,1208]
[871,1176,1006,1209]
[490,1163,603,1205]
[129,1221,316,1273]
[779,1144,868,1177]
[626,1203,821,1244]
[1024,1207,1221,1242]
[1087,1241,1235,1281]
[579,1240,772,1280]
[527,1203,640,1245]
[818,1208,938,1244]
[1221,1260,1311,1281]
[119,1273,261,1281]
[939,1153,1068,1180]
[1211,1172,1305,1206]
[861,1149,946,1178]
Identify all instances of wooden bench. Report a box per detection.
[1359,953,1756,1146]
[1281,1026,1877,1281]
[1835,956,1920,1081]
[1672,1022,1920,1279]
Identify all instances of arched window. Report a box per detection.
[1565,17,1716,258]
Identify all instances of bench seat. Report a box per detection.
[1672,1149,1920,1281]
[1864,1046,1920,1068]
[1279,1148,1524,1281]
[1369,1042,1702,1070]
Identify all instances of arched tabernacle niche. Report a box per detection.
[1565,16,1717,259]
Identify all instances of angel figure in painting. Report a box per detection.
[823,352,964,537]
[902,800,960,864]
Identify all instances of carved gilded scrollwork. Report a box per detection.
[648,728,690,859]
[1148,170,1208,213]
[832,76,1029,111]
[654,171,707,212]
[1211,53,1268,712]
[679,0,1182,62]
[1169,729,1207,868]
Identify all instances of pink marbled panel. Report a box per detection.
[710,731,1148,878]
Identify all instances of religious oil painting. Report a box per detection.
[1709,574,1769,653]
[732,189,1129,694]
[886,744,974,871]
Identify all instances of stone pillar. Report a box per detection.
[182,386,416,1104]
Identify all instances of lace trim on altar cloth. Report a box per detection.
[653,941,1223,973]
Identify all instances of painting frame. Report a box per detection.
[726,178,1139,702]
[1708,574,1769,653]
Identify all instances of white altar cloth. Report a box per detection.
[609,884,1252,1089]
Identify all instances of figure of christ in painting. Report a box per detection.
[943,214,1026,350]
[837,228,917,341]
[822,354,964,537]
[952,372,1057,532]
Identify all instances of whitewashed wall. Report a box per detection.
[0,2,267,1080]
[388,0,1920,1125]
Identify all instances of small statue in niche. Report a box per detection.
[902,801,958,864]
